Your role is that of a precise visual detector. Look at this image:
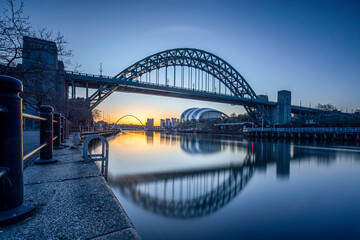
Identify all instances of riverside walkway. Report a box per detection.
[0,133,140,240]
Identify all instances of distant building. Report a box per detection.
[160,119,166,128]
[165,118,171,128]
[171,118,179,127]
[180,108,228,122]
[146,118,154,130]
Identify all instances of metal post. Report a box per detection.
[53,113,63,149]
[64,118,68,139]
[194,68,197,90]
[86,82,88,99]
[63,118,67,139]
[174,65,176,87]
[61,116,65,142]
[181,65,184,88]
[66,119,70,138]
[165,66,168,86]
[35,105,57,164]
[188,67,190,88]
[0,75,36,225]
[190,67,193,89]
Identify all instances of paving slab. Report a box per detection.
[24,161,101,185]
[0,133,140,240]
[91,228,141,240]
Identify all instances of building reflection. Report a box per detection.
[180,135,222,154]
[145,131,154,145]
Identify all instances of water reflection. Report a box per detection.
[107,133,360,214]
[180,135,222,154]
[108,133,349,219]
[99,132,360,239]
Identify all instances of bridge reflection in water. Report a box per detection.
[106,132,337,219]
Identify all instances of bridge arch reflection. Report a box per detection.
[110,158,254,218]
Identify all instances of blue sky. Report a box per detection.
[11,0,360,123]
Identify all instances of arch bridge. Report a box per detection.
[65,48,318,125]
[113,115,146,129]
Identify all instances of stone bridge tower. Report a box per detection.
[22,36,66,113]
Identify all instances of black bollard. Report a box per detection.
[61,116,65,143]
[53,113,63,149]
[0,75,36,226]
[64,118,69,139]
[67,120,70,137]
[35,105,57,164]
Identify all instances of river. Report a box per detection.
[93,131,360,240]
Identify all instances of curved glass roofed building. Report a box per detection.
[180,108,228,122]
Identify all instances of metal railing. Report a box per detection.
[65,70,113,79]
[83,134,109,180]
[0,75,72,225]
[21,106,71,164]
[243,127,360,133]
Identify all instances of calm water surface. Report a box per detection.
[94,131,360,240]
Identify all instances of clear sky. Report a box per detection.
[9,0,360,124]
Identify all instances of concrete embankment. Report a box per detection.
[0,132,141,240]
[79,129,121,140]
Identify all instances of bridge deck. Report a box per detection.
[65,71,317,114]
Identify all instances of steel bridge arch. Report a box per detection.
[90,48,271,123]
[115,48,270,123]
[114,115,146,129]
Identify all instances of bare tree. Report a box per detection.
[0,0,76,112]
[21,62,58,111]
[92,109,101,121]
[317,103,337,112]
[0,0,30,67]
[0,0,73,68]
[65,98,93,126]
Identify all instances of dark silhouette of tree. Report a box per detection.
[0,0,73,68]
[317,103,337,112]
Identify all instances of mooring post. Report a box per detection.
[61,116,65,142]
[63,118,67,139]
[64,118,69,139]
[35,105,57,164]
[65,119,69,138]
[53,113,63,149]
[0,75,36,226]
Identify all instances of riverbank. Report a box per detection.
[0,133,140,240]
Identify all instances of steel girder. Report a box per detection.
[91,48,272,124]
[88,84,119,110]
